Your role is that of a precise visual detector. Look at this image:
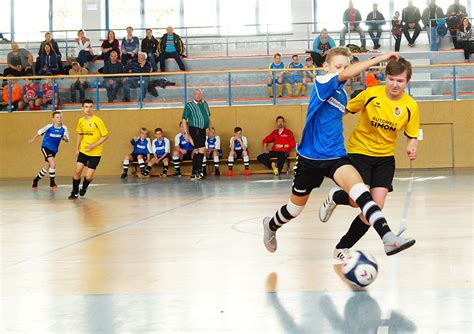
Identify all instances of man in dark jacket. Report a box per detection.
[366,3,386,49]
[103,51,124,102]
[340,0,366,48]
[446,0,468,48]
[141,28,159,72]
[158,26,186,72]
[422,0,445,51]
[402,0,422,47]
[122,52,151,102]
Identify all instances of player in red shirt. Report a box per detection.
[19,78,41,110]
[257,116,296,175]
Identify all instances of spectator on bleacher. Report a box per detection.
[41,76,59,109]
[18,77,41,110]
[402,0,422,47]
[121,26,140,65]
[158,26,186,72]
[267,53,285,98]
[446,0,468,49]
[37,32,63,74]
[422,0,445,51]
[257,116,296,176]
[38,43,60,76]
[286,55,304,97]
[76,29,94,67]
[69,62,88,103]
[0,32,10,42]
[392,11,403,52]
[366,3,386,49]
[100,30,120,63]
[364,58,384,88]
[302,57,316,96]
[311,29,336,67]
[4,42,33,77]
[458,17,472,62]
[103,51,124,103]
[0,77,21,111]
[340,0,366,49]
[141,28,159,72]
[122,52,151,102]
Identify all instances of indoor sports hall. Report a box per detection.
[1,1,473,333]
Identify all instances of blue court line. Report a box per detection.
[1,196,209,271]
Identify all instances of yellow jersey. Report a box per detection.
[346,85,419,157]
[76,115,109,156]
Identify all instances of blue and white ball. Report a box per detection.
[342,250,378,288]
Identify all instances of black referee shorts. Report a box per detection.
[189,126,206,149]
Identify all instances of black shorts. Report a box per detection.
[131,153,148,161]
[234,150,248,160]
[292,155,353,197]
[77,152,102,170]
[181,151,194,161]
[207,149,223,159]
[349,153,395,192]
[41,147,57,161]
[189,126,206,148]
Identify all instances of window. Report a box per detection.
[145,0,180,31]
[14,0,49,42]
[53,0,83,34]
[0,1,11,40]
[183,0,218,35]
[109,0,141,37]
[259,0,292,33]
[220,0,257,35]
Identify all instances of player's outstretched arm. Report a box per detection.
[28,134,39,144]
[338,52,399,83]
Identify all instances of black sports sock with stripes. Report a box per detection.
[336,215,370,249]
[333,189,350,205]
[355,191,391,238]
[269,204,295,231]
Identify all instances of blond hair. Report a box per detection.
[326,47,352,64]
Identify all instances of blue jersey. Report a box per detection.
[131,137,152,155]
[288,62,304,81]
[269,62,285,77]
[206,135,221,150]
[152,137,170,156]
[38,123,69,153]
[297,72,348,160]
[175,133,194,151]
[229,136,248,151]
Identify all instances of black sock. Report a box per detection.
[162,165,168,174]
[82,178,92,190]
[196,153,204,173]
[355,191,391,239]
[333,190,350,205]
[269,204,295,231]
[336,215,370,249]
[72,178,80,193]
[146,166,152,172]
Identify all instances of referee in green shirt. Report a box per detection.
[182,89,212,179]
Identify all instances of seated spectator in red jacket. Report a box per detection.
[257,116,296,175]
[3,42,33,77]
[100,30,120,63]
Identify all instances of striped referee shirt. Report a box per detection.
[182,100,211,129]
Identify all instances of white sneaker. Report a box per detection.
[383,230,416,256]
[334,248,350,262]
[319,187,341,223]
[263,216,277,253]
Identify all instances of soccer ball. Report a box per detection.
[342,250,378,288]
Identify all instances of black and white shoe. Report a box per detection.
[68,192,79,200]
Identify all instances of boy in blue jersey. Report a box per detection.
[227,127,250,176]
[267,53,285,98]
[29,111,69,188]
[172,122,196,177]
[202,127,222,176]
[286,55,304,96]
[262,47,416,257]
[121,128,152,178]
[146,127,171,177]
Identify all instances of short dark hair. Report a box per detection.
[126,26,133,31]
[292,54,298,59]
[155,127,163,133]
[386,57,412,82]
[52,111,61,117]
[274,53,281,58]
[234,126,242,133]
[305,57,312,62]
[146,28,152,32]
[276,116,285,121]
[140,127,147,133]
[82,99,94,106]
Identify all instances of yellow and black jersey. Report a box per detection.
[346,85,419,157]
[76,115,109,156]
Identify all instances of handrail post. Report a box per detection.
[95,77,100,110]
[183,73,188,103]
[139,75,143,109]
[51,78,56,112]
[228,72,232,106]
[408,81,411,96]
[7,80,12,112]
[306,23,311,51]
[225,26,229,56]
[65,30,69,59]
[185,28,189,57]
[452,65,457,101]
[266,25,270,55]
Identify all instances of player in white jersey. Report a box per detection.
[203,127,222,176]
[227,126,250,176]
[146,127,171,177]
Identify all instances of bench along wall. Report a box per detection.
[0,101,472,178]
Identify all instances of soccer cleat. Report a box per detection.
[271,162,279,175]
[79,187,87,197]
[68,192,78,200]
[190,173,198,181]
[141,169,150,177]
[383,231,416,256]
[334,248,350,262]
[262,216,277,253]
[245,169,251,176]
[32,178,39,189]
[49,180,58,188]
[227,170,233,176]
[159,172,167,177]
[121,172,128,179]
[319,187,342,223]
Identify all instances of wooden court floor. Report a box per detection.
[1,169,473,333]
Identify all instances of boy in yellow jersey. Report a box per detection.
[318,57,420,261]
[68,99,109,199]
